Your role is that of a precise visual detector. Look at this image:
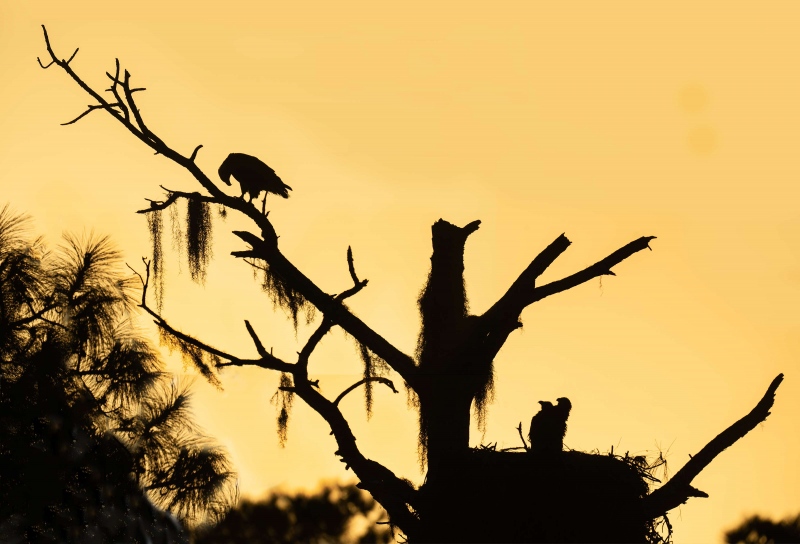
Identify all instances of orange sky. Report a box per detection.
[2,3,799,542]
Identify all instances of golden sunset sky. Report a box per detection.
[2,2,799,542]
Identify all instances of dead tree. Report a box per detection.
[38,26,783,543]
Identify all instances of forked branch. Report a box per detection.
[140,186,218,213]
[126,252,417,530]
[531,236,656,305]
[297,246,369,376]
[483,234,655,328]
[474,235,656,365]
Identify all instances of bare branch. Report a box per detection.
[337,280,369,301]
[122,69,153,140]
[39,26,125,127]
[338,246,368,301]
[291,380,420,535]
[126,261,147,303]
[516,422,529,451]
[133,259,295,374]
[105,59,129,121]
[143,304,294,373]
[334,377,398,406]
[244,320,269,358]
[347,246,360,284]
[61,103,122,126]
[138,188,217,214]
[216,357,295,373]
[65,47,79,64]
[189,144,203,162]
[128,257,152,306]
[642,373,784,518]
[296,245,373,375]
[297,319,334,373]
[482,234,654,327]
[474,235,655,367]
[487,233,571,317]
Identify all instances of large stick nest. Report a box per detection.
[416,448,666,543]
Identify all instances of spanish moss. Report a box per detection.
[256,262,315,332]
[358,342,389,419]
[186,198,212,284]
[169,201,184,272]
[146,208,164,311]
[473,362,495,435]
[271,373,294,447]
[158,327,221,389]
[401,382,427,470]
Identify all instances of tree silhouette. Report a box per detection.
[37,27,784,543]
[724,514,800,544]
[0,206,236,542]
[192,482,393,544]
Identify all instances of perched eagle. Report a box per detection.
[528,397,571,454]
[218,153,292,204]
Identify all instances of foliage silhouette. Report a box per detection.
[38,27,784,543]
[193,482,393,544]
[0,206,236,541]
[725,514,800,544]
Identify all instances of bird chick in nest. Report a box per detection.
[528,397,571,454]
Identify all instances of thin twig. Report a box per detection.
[517,422,529,451]
[65,47,79,64]
[347,246,360,284]
[334,377,398,406]
[142,303,295,373]
[139,188,217,213]
[189,144,203,162]
[105,59,129,121]
[244,320,269,358]
[133,260,295,374]
[61,103,122,126]
[337,246,368,301]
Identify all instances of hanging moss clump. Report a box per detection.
[357,342,390,419]
[255,262,315,332]
[472,356,495,436]
[271,373,294,446]
[158,327,221,389]
[146,208,164,311]
[169,201,184,273]
[186,198,212,284]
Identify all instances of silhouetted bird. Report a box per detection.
[218,153,292,205]
[528,397,571,454]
